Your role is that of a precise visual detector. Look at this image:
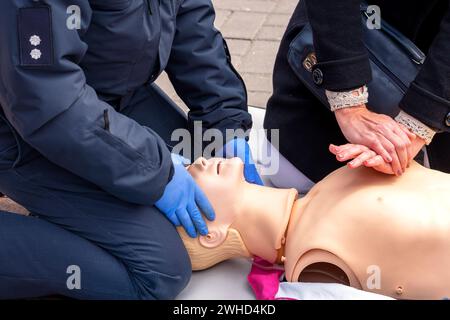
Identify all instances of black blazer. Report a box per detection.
[264,0,449,182]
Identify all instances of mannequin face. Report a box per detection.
[188,157,246,202]
[187,157,297,263]
[188,157,247,247]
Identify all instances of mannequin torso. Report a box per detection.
[181,158,450,299]
[284,162,450,299]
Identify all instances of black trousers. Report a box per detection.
[264,1,450,182]
[0,84,191,300]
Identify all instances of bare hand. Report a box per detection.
[335,105,416,176]
[330,143,394,174]
[329,137,426,175]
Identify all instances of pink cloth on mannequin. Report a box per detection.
[247,257,291,300]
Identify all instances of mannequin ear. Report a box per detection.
[199,225,228,248]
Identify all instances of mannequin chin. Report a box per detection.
[179,158,450,299]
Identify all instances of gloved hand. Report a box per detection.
[218,138,264,186]
[155,154,215,238]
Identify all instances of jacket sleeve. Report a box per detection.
[0,1,173,205]
[165,0,253,139]
[304,0,372,91]
[399,3,450,133]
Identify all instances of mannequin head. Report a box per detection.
[179,157,297,270]
[187,157,247,248]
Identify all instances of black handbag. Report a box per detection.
[287,3,426,118]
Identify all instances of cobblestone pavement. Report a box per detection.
[156,0,298,110]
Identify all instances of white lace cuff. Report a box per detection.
[325,86,369,112]
[395,111,436,145]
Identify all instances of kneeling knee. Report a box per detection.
[132,248,192,300]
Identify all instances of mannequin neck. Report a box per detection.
[231,183,298,263]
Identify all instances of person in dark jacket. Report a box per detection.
[0,0,257,299]
[264,0,450,184]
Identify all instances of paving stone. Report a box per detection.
[213,0,277,13]
[231,56,243,69]
[239,40,280,74]
[225,39,252,57]
[273,0,298,14]
[265,13,291,27]
[155,72,188,112]
[214,9,231,29]
[242,73,273,93]
[256,25,286,41]
[221,11,267,40]
[248,91,273,108]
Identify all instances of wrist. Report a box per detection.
[326,86,369,112]
[395,111,437,145]
[334,104,367,122]
[334,104,367,115]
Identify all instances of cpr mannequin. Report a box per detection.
[179,157,450,300]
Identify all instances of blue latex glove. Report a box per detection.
[218,138,264,186]
[156,154,215,238]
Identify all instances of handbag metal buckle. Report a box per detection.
[303,52,317,72]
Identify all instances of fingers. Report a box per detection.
[187,203,209,236]
[176,209,197,238]
[393,126,414,168]
[376,125,409,173]
[348,150,377,168]
[329,144,356,155]
[364,155,385,167]
[377,135,403,176]
[389,132,409,172]
[172,214,181,227]
[329,144,339,155]
[367,136,393,165]
[333,144,370,162]
[194,184,216,221]
[364,155,395,175]
[166,211,181,227]
[398,123,416,140]
[330,142,398,175]
[244,163,264,186]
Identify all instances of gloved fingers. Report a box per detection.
[221,138,247,160]
[243,143,253,165]
[171,153,190,166]
[187,202,209,236]
[233,139,249,160]
[194,184,216,221]
[164,210,181,227]
[177,209,197,238]
[244,163,264,186]
[171,214,182,227]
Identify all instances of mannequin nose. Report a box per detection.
[190,157,209,171]
[193,157,208,168]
